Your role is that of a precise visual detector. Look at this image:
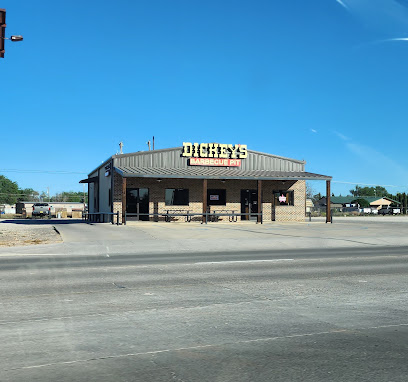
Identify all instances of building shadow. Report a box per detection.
[0,219,87,226]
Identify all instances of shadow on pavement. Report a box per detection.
[0,219,87,225]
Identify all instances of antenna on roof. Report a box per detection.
[119,141,123,154]
[153,136,155,150]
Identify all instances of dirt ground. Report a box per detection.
[0,222,62,247]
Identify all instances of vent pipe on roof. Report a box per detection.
[147,140,151,151]
[119,142,123,154]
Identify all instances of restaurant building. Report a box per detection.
[80,143,332,224]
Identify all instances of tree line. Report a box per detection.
[0,175,87,204]
[311,185,408,213]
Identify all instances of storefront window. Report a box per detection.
[274,190,294,206]
[165,189,189,206]
[208,189,226,206]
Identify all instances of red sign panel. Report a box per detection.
[189,158,241,167]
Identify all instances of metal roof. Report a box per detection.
[112,147,307,173]
[113,147,306,164]
[79,176,99,184]
[114,166,331,181]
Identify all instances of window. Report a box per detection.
[165,189,189,206]
[208,189,226,205]
[274,190,294,206]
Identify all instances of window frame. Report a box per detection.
[165,188,190,206]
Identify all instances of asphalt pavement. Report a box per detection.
[1,219,408,381]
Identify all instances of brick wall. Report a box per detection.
[274,180,305,222]
[112,174,306,223]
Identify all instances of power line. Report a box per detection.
[0,169,87,174]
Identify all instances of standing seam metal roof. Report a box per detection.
[112,147,308,173]
[114,166,331,180]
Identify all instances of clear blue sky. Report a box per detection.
[1,0,408,197]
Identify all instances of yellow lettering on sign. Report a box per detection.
[199,143,208,157]
[193,143,199,157]
[238,144,248,159]
[228,144,239,159]
[182,142,193,157]
[219,144,228,158]
[183,142,247,159]
[208,143,219,158]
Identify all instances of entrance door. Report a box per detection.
[240,189,258,221]
[126,188,149,221]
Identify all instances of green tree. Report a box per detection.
[349,185,390,198]
[40,191,49,202]
[51,191,87,203]
[0,175,19,204]
[312,192,322,202]
[17,188,39,202]
[352,198,370,208]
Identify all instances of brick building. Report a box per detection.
[80,143,331,224]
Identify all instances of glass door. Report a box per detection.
[126,188,149,221]
[240,189,258,221]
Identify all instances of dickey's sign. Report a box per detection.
[182,142,247,167]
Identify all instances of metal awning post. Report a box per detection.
[122,177,127,225]
[257,180,262,223]
[202,179,207,224]
[326,180,331,223]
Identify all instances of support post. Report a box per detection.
[122,177,127,225]
[202,179,207,224]
[326,180,331,223]
[257,180,262,223]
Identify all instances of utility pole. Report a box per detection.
[0,9,6,58]
[0,9,23,58]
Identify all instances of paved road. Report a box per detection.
[1,228,408,381]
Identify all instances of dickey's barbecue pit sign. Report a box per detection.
[182,142,247,167]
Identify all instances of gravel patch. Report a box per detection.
[0,222,62,247]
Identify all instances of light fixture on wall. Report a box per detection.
[221,179,226,183]
[157,179,162,183]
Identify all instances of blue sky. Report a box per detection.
[1,0,408,197]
